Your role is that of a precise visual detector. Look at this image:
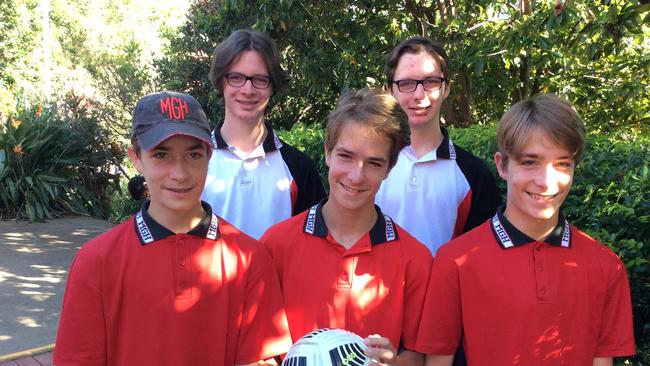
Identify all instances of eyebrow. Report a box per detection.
[518,152,573,160]
[152,142,206,151]
[335,146,388,164]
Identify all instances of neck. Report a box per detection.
[504,208,559,242]
[221,113,267,154]
[409,120,443,158]
[147,200,205,234]
[321,200,377,249]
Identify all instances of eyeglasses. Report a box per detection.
[224,73,272,89]
[392,77,446,93]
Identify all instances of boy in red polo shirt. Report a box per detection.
[261,88,432,365]
[54,91,291,366]
[417,94,635,366]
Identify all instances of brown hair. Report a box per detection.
[385,36,451,87]
[326,88,410,169]
[497,93,586,167]
[209,29,288,97]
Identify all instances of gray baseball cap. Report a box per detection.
[131,91,214,151]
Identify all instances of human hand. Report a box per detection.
[364,334,397,366]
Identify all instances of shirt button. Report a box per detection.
[179,259,186,266]
[536,246,542,251]
[537,265,543,271]
[540,287,546,295]
[179,281,187,289]
[177,240,184,246]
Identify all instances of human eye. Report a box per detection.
[227,73,246,84]
[520,159,537,167]
[397,79,417,92]
[152,151,168,159]
[557,160,574,169]
[423,77,443,89]
[188,151,204,160]
[251,75,271,88]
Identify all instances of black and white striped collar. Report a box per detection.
[490,205,571,250]
[434,127,457,160]
[211,122,283,152]
[303,199,399,246]
[134,200,219,245]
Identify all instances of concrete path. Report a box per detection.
[0,217,114,361]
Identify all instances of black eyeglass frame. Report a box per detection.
[224,73,272,89]
[391,77,447,93]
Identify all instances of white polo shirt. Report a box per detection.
[375,128,501,254]
[202,123,325,239]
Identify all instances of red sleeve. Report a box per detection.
[595,255,636,357]
[53,246,107,366]
[415,248,462,355]
[235,244,292,363]
[401,245,433,350]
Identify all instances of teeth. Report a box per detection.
[530,193,555,200]
[341,183,363,193]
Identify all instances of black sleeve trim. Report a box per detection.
[455,145,503,233]
[278,140,326,216]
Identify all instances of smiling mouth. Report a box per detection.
[340,182,365,194]
[167,187,193,193]
[528,192,558,201]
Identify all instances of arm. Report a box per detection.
[235,245,292,364]
[53,248,106,366]
[424,355,454,366]
[398,350,424,366]
[592,357,613,366]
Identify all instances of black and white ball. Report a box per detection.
[282,328,370,366]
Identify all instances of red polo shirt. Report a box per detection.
[261,200,432,350]
[416,207,636,365]
[54,201,291,366]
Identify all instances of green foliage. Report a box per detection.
[0,99,123,221]
[157,0,649,133]
[276,122,327,187]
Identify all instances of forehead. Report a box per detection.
[227,50,269,74]
[333,122,390,156]
[393,51,444,79]
[515,129,572,158]
[151,134,208,150]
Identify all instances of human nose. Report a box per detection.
[537,163,561,190]
[413,82,426,99]
[348,162,365,184]
[169,158,189,181]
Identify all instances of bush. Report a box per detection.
[0,99,123,221]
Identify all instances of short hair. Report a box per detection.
[497,94,586,167]
[209,29,289,97]
[385,36,451,86]
[325,88,410,169]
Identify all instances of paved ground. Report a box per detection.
[0,217,114,361]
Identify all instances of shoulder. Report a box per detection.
[261,211,308,245]
[277,139,318,168]
[452,144,493,175]
[571,227,626,270]
[394,223,434,260]
[78,219,132,256]
[436,221,493,259]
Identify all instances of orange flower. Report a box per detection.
[35,105,43,117]
[13,144,25,155]
[11,119,21,129]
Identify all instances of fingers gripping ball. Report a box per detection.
[282,328,370,366]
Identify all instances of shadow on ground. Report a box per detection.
[0,217,114,356]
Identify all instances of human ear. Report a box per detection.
[324,143,331,167]
[494,151,507,181]
[128,146,144,174]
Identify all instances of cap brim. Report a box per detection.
[137,123,214,151]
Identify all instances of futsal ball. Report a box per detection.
[282,328,370,366]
